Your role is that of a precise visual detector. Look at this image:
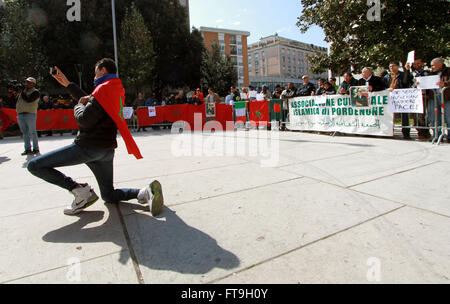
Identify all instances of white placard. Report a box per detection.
[407,51,415,65]
[256,93,265,101]
[249,91,258,98]
[389,89,423,113]
[122,107,133,120]
[148,106,156,117]
[240,93,248,100]
[416,75,440,90]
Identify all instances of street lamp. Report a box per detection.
[111,0,119,75]
[75,64,83,90]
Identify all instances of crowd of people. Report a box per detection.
[1,57,449,143]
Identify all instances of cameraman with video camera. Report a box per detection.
[14,77,41,155]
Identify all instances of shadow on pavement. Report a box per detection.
[42,203,240,276]
[0,156,11,164]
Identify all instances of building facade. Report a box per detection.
[199,27,251,88]
[248,34,328,89]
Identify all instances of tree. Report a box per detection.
[200,42,237,97]
[297,0,450,74]
[35,0,116,93]
[118,2,155,97]
[0,0,47,92]
[183,27,206,90]
[121,0,203,91]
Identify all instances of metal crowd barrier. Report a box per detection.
[392,89,439,143]
[436,86,449,145]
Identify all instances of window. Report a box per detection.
[229,35,237,45]
[237,35,242,45]
[230,45,238,55]
[238,47,242,55]
[219,33,225,43]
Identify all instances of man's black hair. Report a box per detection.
[95,58,117,74]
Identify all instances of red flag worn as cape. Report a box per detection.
[92,78,143,159]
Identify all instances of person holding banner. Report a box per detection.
[408,58,432,141]
[27,59,164,216]
[384,61,413,140]
[358,67,386,92]
[339,73,359,95]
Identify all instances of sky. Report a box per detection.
[189,0,327,47]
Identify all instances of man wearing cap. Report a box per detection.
[16,77,41,155]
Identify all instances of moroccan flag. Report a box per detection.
[270,99,283,121]
[36,109,78,130]
[92,78,143,159]
[164,104,188,123]
[234,101,247,123]
[249,100,269,126]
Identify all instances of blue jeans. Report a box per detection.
[27,143,139,203]
[17,113,39,151]
[427,92,450,138]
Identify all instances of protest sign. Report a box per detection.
[407,51,415,65]
[148,106,156,117]
[288,92,393,136]
[256,93,265,101]
[205,102,216,117]
[122,107,133,120]
[350,86,370,107]
[416,75,440,90]
[389,88,423,113]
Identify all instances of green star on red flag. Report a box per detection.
[45,116,51,123]
[119,96,124,120]
[255,111,262,119]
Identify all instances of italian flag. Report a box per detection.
[92,78,143,159]
[234,101,247,123]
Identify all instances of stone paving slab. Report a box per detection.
[0,130,449,284]
[351,161,450,217]
[217,206,450,284]
[122,178,401,284]
[0,202,128,283]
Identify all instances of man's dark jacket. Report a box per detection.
[357,75,386,92]
[67,83,117,149]
[296,82,316,96]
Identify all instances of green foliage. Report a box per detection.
[0,1,47,92]
[0,0,204,96]
[118,2,155,96]
[298,0,450,74]
[200,42,238,97]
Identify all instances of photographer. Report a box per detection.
[16,77,41,155]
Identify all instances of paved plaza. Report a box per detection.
[0,129,449,284]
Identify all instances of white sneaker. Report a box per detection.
[137,180,164,216]
[64,184,99,215]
